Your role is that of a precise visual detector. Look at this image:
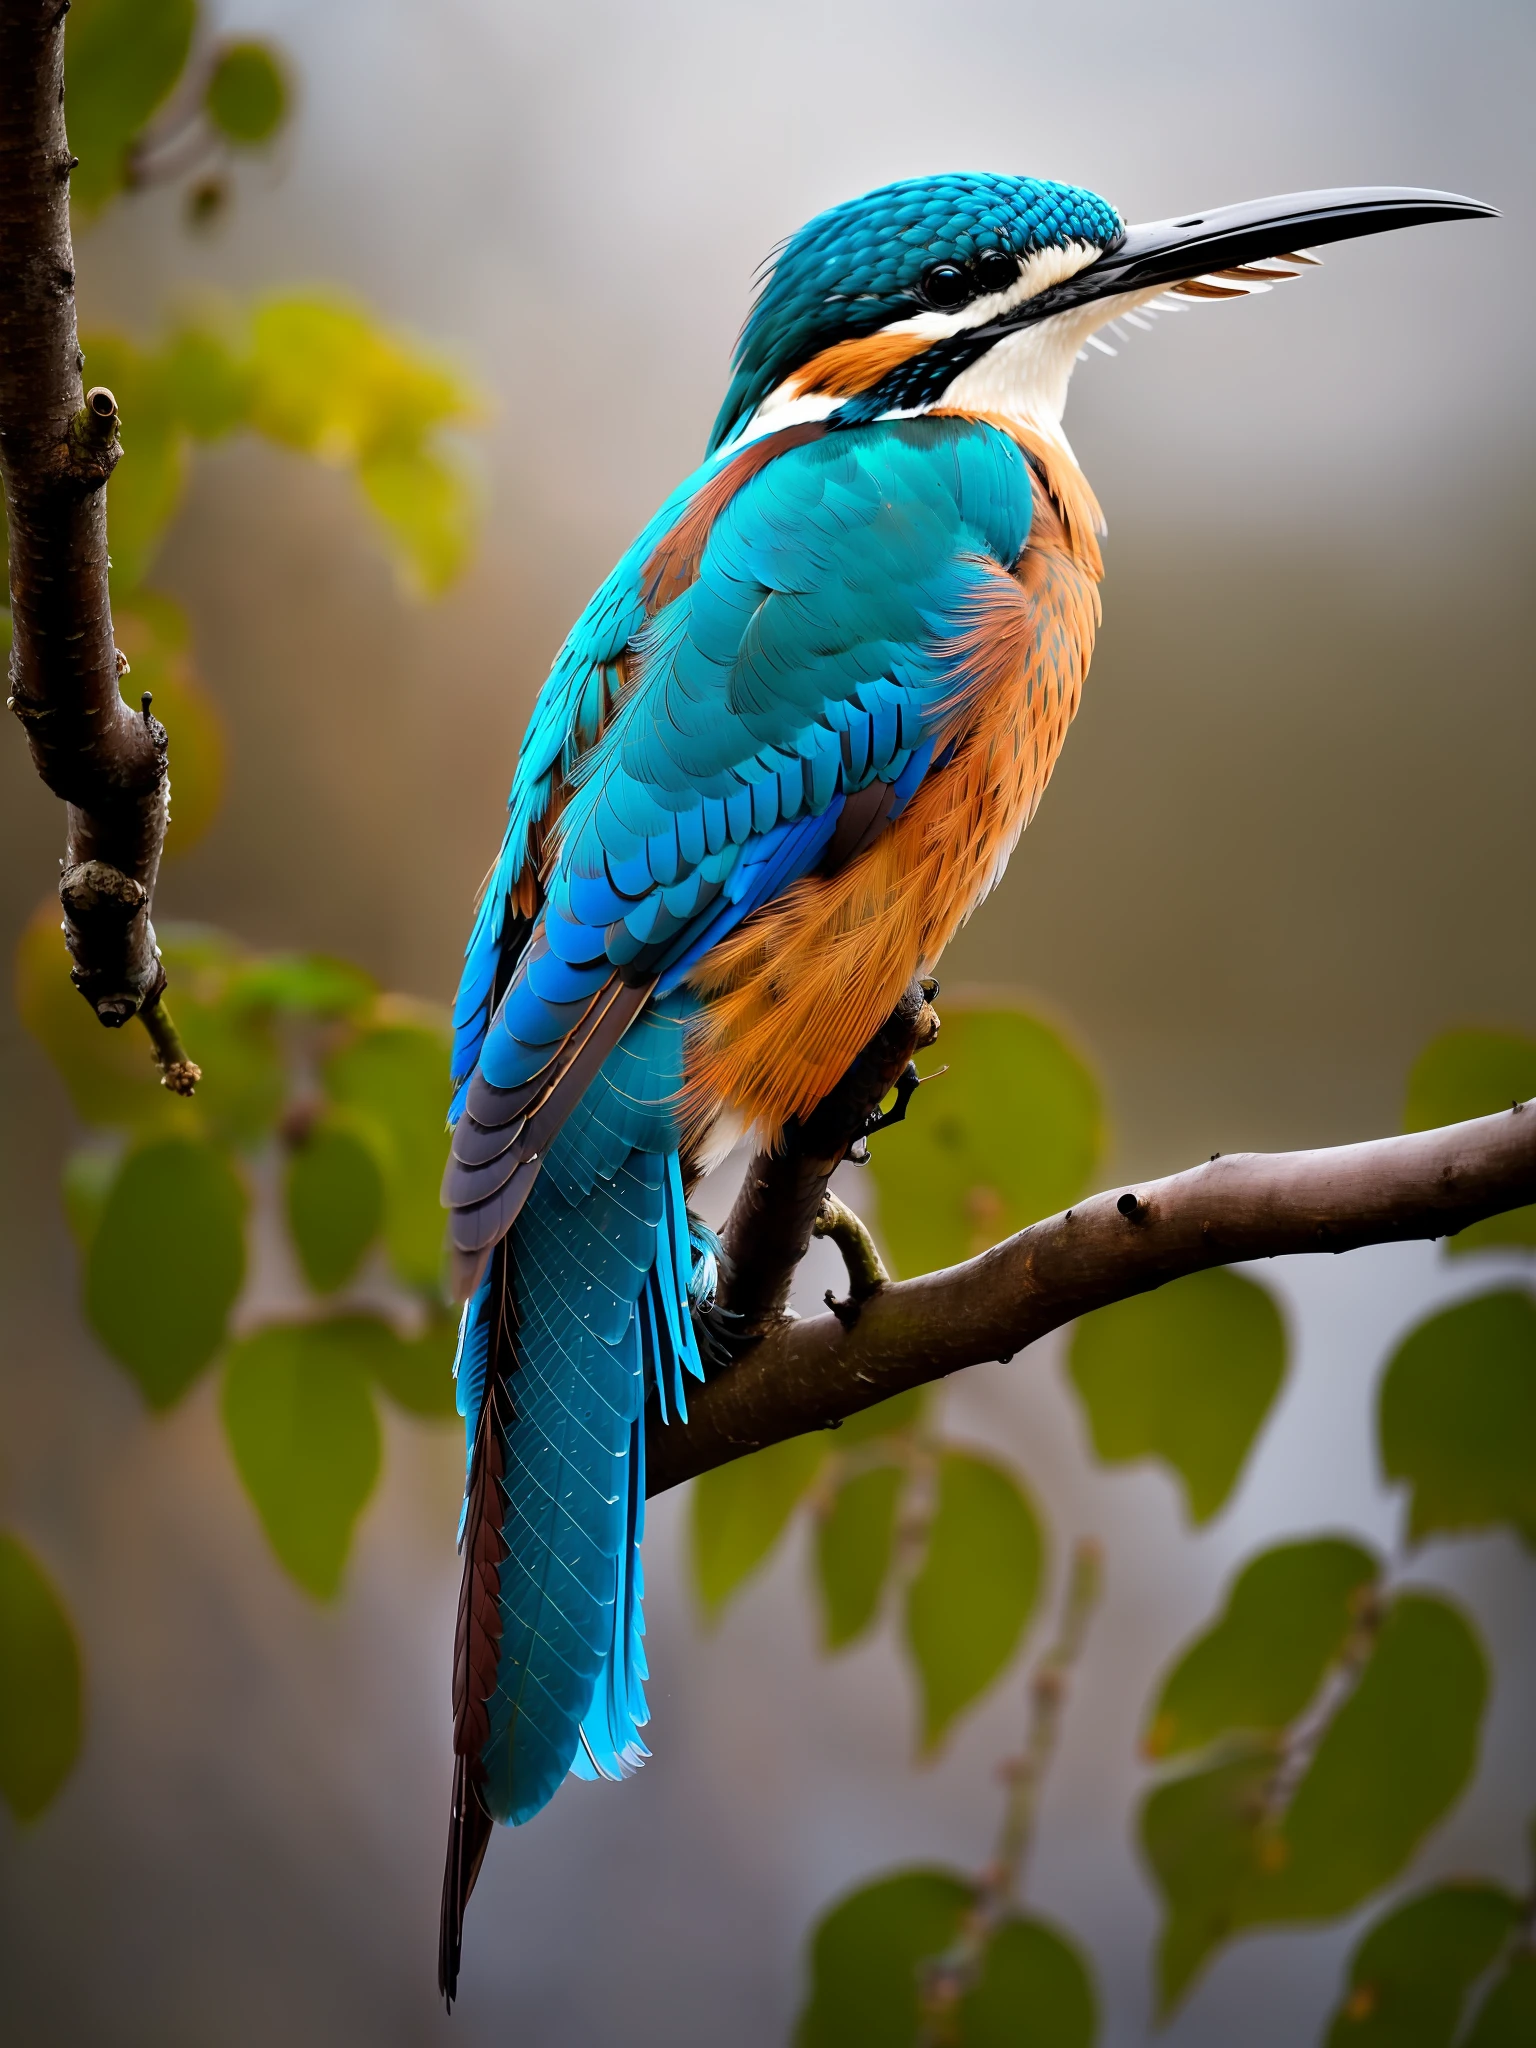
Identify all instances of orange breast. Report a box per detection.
[682,425,1104,1146]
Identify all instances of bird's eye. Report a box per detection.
[975,247,1017,295]
[920,262,969,311]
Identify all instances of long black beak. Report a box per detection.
[1017,185,1497,324]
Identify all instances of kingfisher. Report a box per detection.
[435,172,1492,1996]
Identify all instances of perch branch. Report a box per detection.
[648,1098,1536,1494]
[0,1,191,1086]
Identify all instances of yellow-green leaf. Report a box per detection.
[324,1015,451,1290]
[0,1535,83,1823]
[795,1868,970,2048]
[204,40,289,147]
[1379,1290,1536,1550]
[904,1450,1044,1752]
[816,1464,905,1651]
[867,1006,1102,1278]
[65,0,195,215]
[80,328,187,591]
[354,1312,458,1420]
[691,1434,827,1621]
[116,598,227,856]
[1068,1268,1287,1524]
[1324,1883,1520,2048]
[285,1114,385,1294]
[85,1135,246,1408]
[1142,1538,1380,1761]
[1404,1031,1536,1253]
[222,1322,382,1598]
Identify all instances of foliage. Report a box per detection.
[0,1536,82,1824]
[1068,1267,1287,1524]
[1323,1880,1526,2047]
[866,1005,1102,1277]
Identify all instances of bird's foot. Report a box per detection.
[845,1059,925,1163]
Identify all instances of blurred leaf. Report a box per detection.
[1379,1290,1536,1550]
[65,0,195,215]
[1464,1952,1536,2047]
[324,1015,451,1290]
[116,598,227,855]
[353,1312,458,1420]
[1068,1269,1286,1524]
[61,1138,123,1249]
[158,324,253,439]
[0,1535,83,1823]
[222,1322,382,1598]
[904,1450,1044,1752]
[691,1434,827,1621]
[246,294,482,594]
[1142,1538,1380,1761]
[795,1867,969,2048]
[226,952,375,1022]
[84,1135,246,1407]
[816,1464,905,1652]
[204,40,289,146]
[1323,1883,1520,2048]
[1404,1031,1536,1253]
[80,328,187,591]
[1145,1591,1487,2010]
[285,1114,385,1294]
[836,1386,929,1449]
[962,1914,1098,2048]
[867,1006,1102,1278]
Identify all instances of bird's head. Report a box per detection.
[710,171,1495,456]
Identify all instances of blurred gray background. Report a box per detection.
[1,0,1532,2042]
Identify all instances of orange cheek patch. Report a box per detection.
[790,328,935,399]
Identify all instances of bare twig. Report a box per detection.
[649,1099,1536,1494]
[0,1,192,1087]
[814,1190,890,1327]
[919,1540,1104,2038]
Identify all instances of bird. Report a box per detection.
[435,171,1493,1998]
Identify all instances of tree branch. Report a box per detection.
[0,1,189,1083]
[648,1099,1536,1494]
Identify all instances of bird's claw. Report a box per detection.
[845,1060,924,1164]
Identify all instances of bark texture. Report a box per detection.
[647,1098,1536,1494]
[1,1,181,1065]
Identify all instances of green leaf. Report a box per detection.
[691,1434,827,1621]
[85,1136,246,1408]
[1323,1883,1520,2047]
[285,1115,385,1294]
[836,1386,929,1448]
[1464,1952,1536,2047]
[353,1312,458,1420]
[962,1914,1098,2048]
[1068,1269,1287,1524]
[0,1535,83,1823]
[1143,1538,1380,1760]
[816,1464,905,1651]
[904,1450,1044,1752]
[222,1322,382,1597]
[226,952,375,1022]
[61,1139,123,1250]
[867,1006,1102,1278]
[1144,1591,1488,2011]
[65,0,196,215]
[324,1015,451,1291]
[1404,1031,1536,1253]
[1379,1289,1536,1550]
[158,325,253,441]
[795,1867,970,2048]
[204,40,290,146]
